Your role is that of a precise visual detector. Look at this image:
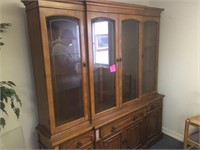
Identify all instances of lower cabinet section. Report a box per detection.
[38,97,163,149]
[95,98,163,149]
[98,119,144,149]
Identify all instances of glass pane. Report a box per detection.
[122,19,139,103]
[142,21,157,94]
[92,18,116,113]
[47,16,84,126]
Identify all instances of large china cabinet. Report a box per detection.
[21,0,164,149]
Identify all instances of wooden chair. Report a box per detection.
[183,115,200,149]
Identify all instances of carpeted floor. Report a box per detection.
[150,134,183,149]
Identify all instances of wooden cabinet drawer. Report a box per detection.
[131,109,144,122]
[100,108,144,138]
[147,100,162,112]
[60,130,94,149]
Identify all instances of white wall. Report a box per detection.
[149,0,200,141]
[0,0,38,149]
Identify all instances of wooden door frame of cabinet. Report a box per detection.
[118,15,144,108]
[37,7,90,134]
[87,11,120,119]
[141,17,161,98]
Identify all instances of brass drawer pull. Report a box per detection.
[150,102,160,110]
[133,116,137,121]
[111,126,116,133]
[76,141,83,148]
[122,139,127,144]
[82,62,87,67]
[151,105,155,110]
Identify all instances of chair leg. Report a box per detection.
[184,119,189,149]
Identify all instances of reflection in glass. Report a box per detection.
[142,21,157,94]
[47,16,84,126]
[92,18,116,113]
[122,20,139,103]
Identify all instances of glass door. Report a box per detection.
[142,21,158,95]
[46,16,86,127]
[87,13,119,116]
[121,19,140,103]
[92,18,116,113]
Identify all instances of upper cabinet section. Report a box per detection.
[22,0,163,130]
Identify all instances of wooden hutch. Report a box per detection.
[21,0,164,149]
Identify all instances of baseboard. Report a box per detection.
[162,127,184,142]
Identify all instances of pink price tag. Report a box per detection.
[109,64,116,73]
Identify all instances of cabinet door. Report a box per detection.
[87,12,119,116]
[124,120,144,149]
[102,132,123,149]
[41,9,89,130]
[119,16,142,104]
[146,108,162,141]
[142,20,159,95]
